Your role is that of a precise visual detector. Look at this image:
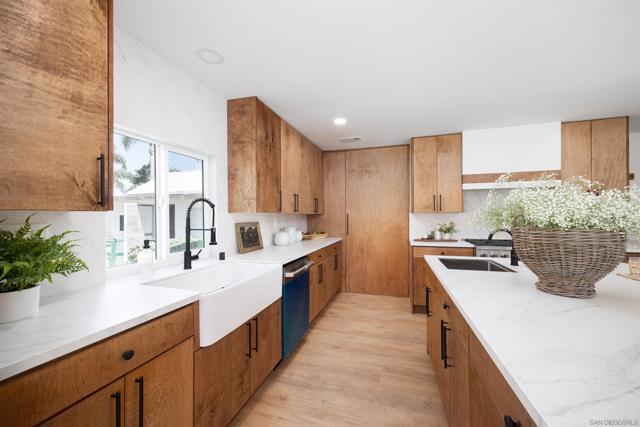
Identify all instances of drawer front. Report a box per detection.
[0,305,194,427]
[329,241,343,255]
[469,332,536,427]
[310,242,342,264]
[413,246,475,257]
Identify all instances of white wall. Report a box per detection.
[1,28,305,296]
[114,27,307,254]
[462,122,561,174]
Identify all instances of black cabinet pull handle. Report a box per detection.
[439,194,442,211]
[245,322,252,358]
[314,197,318,213]
[110,391,121,427]
[319,264,324,283]
[278,190,282,211]
[442,321,450,369]
[334,254,338,271]
[134,377,144,427]
[433,194,436,211]
[504,416,522,427]
[425,287,431,317]
[97,154,105,207]
[122,350,135,360]
[253,317,259,352]
[440,320,445,361]
[346,214,349,235]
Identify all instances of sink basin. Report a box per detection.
[438,258,515,272]
[145,261,282,347]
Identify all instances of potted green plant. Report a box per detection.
[476,174,640,298]
[0,215,87,323]
[438,222,457,240]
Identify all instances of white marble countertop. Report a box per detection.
[425,255,640,427]
[411,239,475,248]
[0,280,199,382]
[231,237,342,265]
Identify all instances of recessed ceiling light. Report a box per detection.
[333,117,347,126]
[195,48,224,65]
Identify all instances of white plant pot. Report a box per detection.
[443,233,452,240]
[0,285,40,323]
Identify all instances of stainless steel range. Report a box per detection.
[464,239,513,258]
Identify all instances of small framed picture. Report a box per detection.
[235,222,264,254]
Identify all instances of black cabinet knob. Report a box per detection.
[504,416,522,427]
[122,350,135,360]
[442,303,450,310]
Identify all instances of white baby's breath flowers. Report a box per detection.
[475,174,640,234]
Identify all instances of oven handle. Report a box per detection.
[284,261,314,278]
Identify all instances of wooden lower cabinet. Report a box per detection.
[425,261,536,427]
[250,300,282,393]
[309,246,342,322]
[41,379,125,427]
[125,338,194,427]
[195,299,282,427]
[0,305,194,427]
[411,246,474,312]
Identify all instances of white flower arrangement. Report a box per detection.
[475,174,640,233]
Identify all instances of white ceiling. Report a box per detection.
[116,0,640,150]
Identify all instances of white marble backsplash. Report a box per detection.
[410,189,508,240]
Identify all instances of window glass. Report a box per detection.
[168,151,204,253]
[106,134,156,267]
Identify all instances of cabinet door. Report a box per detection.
[436,134,463,212]
[411,136,438,212]
[299,137,316,214]
[346,146,409,296]
[0,0,112,211]
[281,121,303,213]
[309,260,325,322]
[195,323,251,427]
[412,256,428,308]
[469,365,504,426]
[125,338,193,427]
[331,252,342,295]
[256,100,282,212]
[432,292,450,418]
[448,307,470,427]
[312,143,324,214]
[41,379,124,427]
[561,120,592,181]
[591,117,628,190]
[250,300,282,394]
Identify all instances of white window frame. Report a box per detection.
[107,127,211,277]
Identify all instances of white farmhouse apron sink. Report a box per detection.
[144,261,281,347]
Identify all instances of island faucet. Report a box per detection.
[184,197,217,269]
[488,228,519,266]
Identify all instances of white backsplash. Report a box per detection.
[410,189,509,240]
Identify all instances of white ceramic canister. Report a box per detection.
[274,231,290,246]
[296,230,303,242]
[284,226,297,245]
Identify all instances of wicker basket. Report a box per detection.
[511,227,626,298]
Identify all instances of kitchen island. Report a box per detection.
[424,255,640,427]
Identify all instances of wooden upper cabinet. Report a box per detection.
[411,133,463,213]
[281,120,304,213]
[311,142,325,214]
[228,97,282,213]
[561,116,629,189]
[0,0,113,211]
[412,136,438,212]
[561,120,592,181]
[591,117,629,190]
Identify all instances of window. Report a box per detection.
[106,134,156,268]
[168,151,204,253]
[105,132,207,268]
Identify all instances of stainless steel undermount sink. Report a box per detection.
[438,258,515,272]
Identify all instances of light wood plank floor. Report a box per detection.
[230,292,447,427]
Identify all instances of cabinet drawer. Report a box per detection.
[0,305,194,427]
[413,246,475,257]
[309,244,339,263]
[469,332,536,427]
